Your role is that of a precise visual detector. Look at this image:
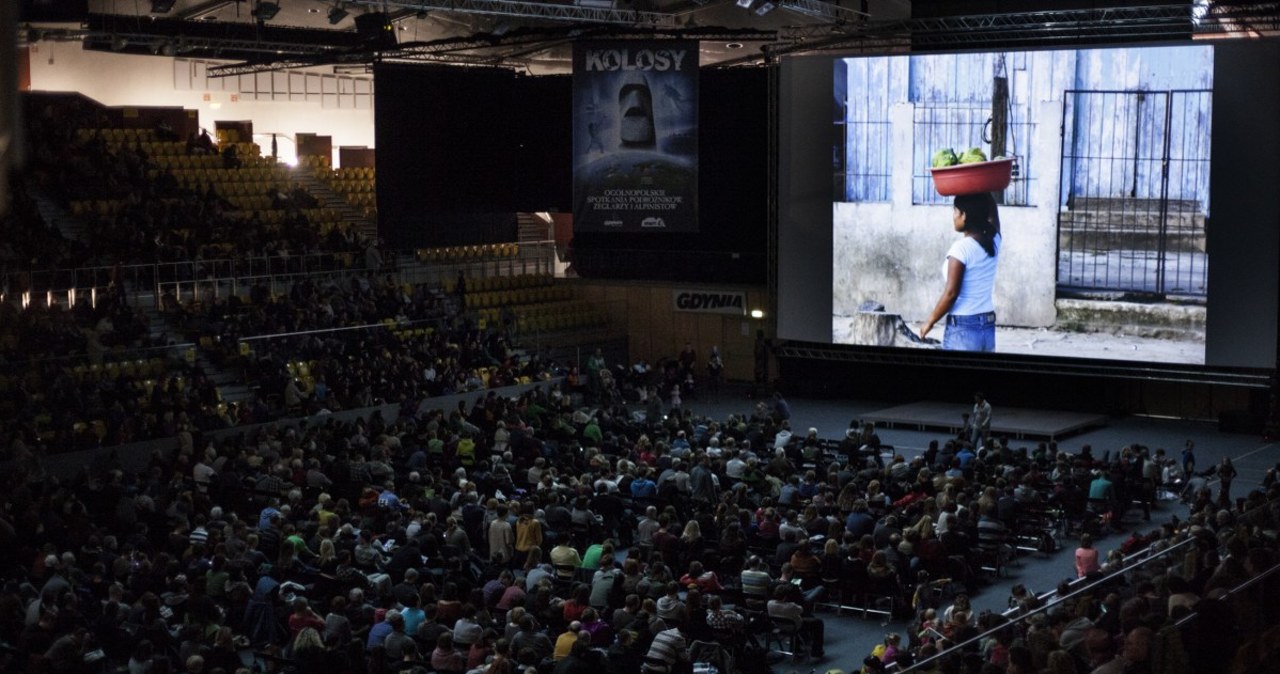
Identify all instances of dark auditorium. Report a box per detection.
[3,2,1280,674]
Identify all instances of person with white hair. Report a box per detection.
[365,608,401,652]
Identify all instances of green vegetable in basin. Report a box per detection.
[931,148,959,168]
[958,147,988,164]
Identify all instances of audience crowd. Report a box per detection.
[2,374,1279,674]
[3,92,1278,674]
[4,95,565,455]
[174,273,527,405]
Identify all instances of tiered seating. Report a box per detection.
[415,242,520,263]
[297,154,331,171]
[513,300,609,333]
[30,107,371,263]
[447,273,568,308]
[328,166,377,208]
[446,274,610,334]
[74,126,158,146]
[299,155,379,219]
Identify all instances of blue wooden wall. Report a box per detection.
[838,45,1214,212]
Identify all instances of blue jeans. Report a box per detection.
[943,312,996,352]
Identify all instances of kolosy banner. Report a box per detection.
[572,41,699,233]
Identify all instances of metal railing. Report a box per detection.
[236,317,449,347]
[0,340,195,374]
[2,242,560,311]
[397,242,558,288]
[898,494,1280,674]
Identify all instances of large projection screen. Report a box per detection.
[779,41,1279,370]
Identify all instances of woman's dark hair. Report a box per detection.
[954,193,1000,257]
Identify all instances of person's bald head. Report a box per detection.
[1122,626,1154,663]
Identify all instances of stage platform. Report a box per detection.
[864,401,1108,441]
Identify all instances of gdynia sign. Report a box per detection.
[673,290,746,315]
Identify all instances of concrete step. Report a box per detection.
[293,166,377,238]
[1059,211,1203,231]
[1055,298,1206,341]
[1068,197,1202,212]
[517,212,549,242]
[219,384,254,404]
[31,193,88,241]
[1058,230,1205,253]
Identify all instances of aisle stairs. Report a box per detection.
[291,167,378,242]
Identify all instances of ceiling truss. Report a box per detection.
[346,0,679,28]
[40,2,1280,75]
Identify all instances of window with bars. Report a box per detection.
[910,103,1037,206]
[835,57,894,203]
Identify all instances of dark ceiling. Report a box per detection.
[17,1,1280,76]
[32,0,895,73]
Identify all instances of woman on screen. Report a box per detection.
[919,193,1001,351]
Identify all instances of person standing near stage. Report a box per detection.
[1182,440,1197,478]
[706,346,724,400]
[1217,456,1238,506]
[970,392,992,448]
[753,330,771,396]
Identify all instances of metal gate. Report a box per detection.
[1056,89,1212,299]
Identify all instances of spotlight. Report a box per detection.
[754,1,775,15]
[327,5,349,24]
[150,0,177,13]
[735,0,753,7]
[252,2,281,21]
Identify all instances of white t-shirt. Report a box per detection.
[944,233,1001,316]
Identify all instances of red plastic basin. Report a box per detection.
[929,157,1015,196]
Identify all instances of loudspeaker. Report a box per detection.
[355,12,396,50]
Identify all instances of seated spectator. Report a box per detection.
[767,585,825,659]
[554,621,583,660]
[430,632,468,674]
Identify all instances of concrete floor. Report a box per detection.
[831,319,1205,364]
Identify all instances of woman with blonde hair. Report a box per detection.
[911,515,936,541]
[866,480,891,512]
[316,538,337,573]
[680,519,702,544]
[290,627,328,672]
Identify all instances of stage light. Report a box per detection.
[327,5,349,25]
[751,309,765,319]
[754,1,776,16]
[150,0,176,13]
[736,0,753,7]
[253,2,281,21]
